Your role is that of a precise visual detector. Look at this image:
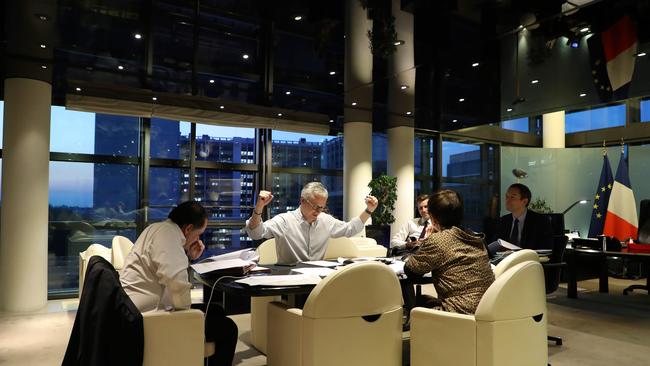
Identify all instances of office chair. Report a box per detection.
[544,234,568,346]
[623,199,650,295]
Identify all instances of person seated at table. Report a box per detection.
[120,201,237,366]
[245,181,378,264]
[390,194,433,256]
[487,183,553,257]
[405,189,495,315]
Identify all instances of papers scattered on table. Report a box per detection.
[235,274,322,287]
[191,258,256,276]
[388,260,405,275]
[203,248,259,262]
[291,267,336,277]
[302,260,340,267]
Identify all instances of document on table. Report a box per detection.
[190,258,255,275]
[291,267,336,277]
[235,274,322,287]
[302,260,340,267]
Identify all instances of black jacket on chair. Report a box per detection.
[62,256,143,366]
[494,210,554,251]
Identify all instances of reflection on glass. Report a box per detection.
[501,117,529,132]
[149,167,188,221]
[641,99,650,122]
[442,141,481,178]
[270,173,343,220]
[151,118,191,160]
[193,169,255,220]
[195,124,256,162]
[200,227,254,258]
[566,104,626,133]
[48,161,138,294]
[272,131,342,169]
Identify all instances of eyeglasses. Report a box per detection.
[304,199,328,212]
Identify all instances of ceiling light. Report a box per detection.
[75,87,82,92]
[118,65,124,70]
[41,65,47,69]
[35,14,49,21]
[579,93,587,97]
[472,62,479,67]
[351,102,357,106]
[152,97,157,101]
[400,85,409,90]
[134,33,142,40]
[40,44,46,49]
[242,54,249,60]
[394,40,405,46]
[506,108,513,112]
[277,113,283,117]
[637,52,647,57]
[285,91,291,95]
[329,71,336,75]
[329,119,334,123]
[294,15,303,21]
[219,105,224,109]
[452,119,458,123]
[580,27,590,33]
[406,111,412,115]
[458,98,465,102]
[209,79,215,83]
[531,79,539,84]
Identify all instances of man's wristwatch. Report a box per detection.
[365,208,373,215]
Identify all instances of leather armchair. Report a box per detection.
[267,262,403,366]
[410,260,547,366]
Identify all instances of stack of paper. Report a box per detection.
[191,258,256,276]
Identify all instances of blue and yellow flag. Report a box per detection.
[588,155,614,238]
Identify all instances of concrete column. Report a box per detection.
[387,0,415,237]
[543,110,565,148]
[343,0,373,221]
[0,78,52,312]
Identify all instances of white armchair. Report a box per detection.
[492,249,539,278]
[267,261,403,366]
[111,235,134,271]
[410,260,547,366]
[142,309,215,366]
[250,238,281,354]
[78,243,112,297]
[349,236,388,257]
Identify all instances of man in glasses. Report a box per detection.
[245,182,379,264]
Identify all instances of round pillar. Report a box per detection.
[543,110,566,148]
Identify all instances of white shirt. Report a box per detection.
[120,219,192,312]
[246,208,364,264]
[390,217,429,248]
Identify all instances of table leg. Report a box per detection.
[567,251,577,299]
[599,254,609,293]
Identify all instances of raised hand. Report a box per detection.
[257,190,274,207]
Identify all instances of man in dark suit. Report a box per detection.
[489,183,553,256]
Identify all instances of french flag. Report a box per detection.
[588,15,638,102]
[603,154,638,241]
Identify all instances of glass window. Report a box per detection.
[641,99,650,123]
[270,173,344,220]
[150,118,191,160]
[501,117,529,132]
[149,167,189,220]
[48,161,138,294]
[200,227,254,258]
[0,101,3,148]
[373,133,387,174]
[565,104,626,133]
[195,124,256,163]
[442,141,481,178]
[51,108,140,157]
[415,135,437,198]
[193,168,256,220]
[272,131,342,169]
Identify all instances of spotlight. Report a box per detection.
[566,35,580,48]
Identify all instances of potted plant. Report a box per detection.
[366,174,397,247]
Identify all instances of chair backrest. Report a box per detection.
[544,234,568,294]
[79,243,112,296]
[111,235,135,271]
[637,199,650,243]
[476,260,546,321]
[302,261,402,318]
[256,238,278,265]
[493,249,539,278]
[323,236,360,259]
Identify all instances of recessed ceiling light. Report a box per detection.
[506,108,513,112]
[294,15,303,21]
[75,87,82,92]
[277,113,283,117]
[209,79,215,83]
[452,119,458,123]
[329,119,334,123]
[118,65,124,70]
[472,62,479,67]
[219,105,224,109]
[329,71,336,75]
[637,52,647,57]
[36,14,49,21]
[134,33,142,40]
[400,85,409,90]
[40,44,46,49]
[458,98,465,102]
[394,40,405,46]
[580,27,590,33]
[152,96,157,101]
[531,79,539,84]
[242,54,249,60]
[285,91,291,95]
[351,102,357,106]
[579,93,587,97]
[41,65,47,69]
[406,111,412,115]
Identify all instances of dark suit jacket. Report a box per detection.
[493,210,553,251]
[62,256,143,366]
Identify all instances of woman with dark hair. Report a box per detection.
[404,189,495,315]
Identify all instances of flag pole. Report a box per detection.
[602,140,607,156]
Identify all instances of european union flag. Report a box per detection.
[588,155,614,237]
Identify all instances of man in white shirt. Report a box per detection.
[390,194,432,253]
[120,201,237,366]
[245,182,379,264]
